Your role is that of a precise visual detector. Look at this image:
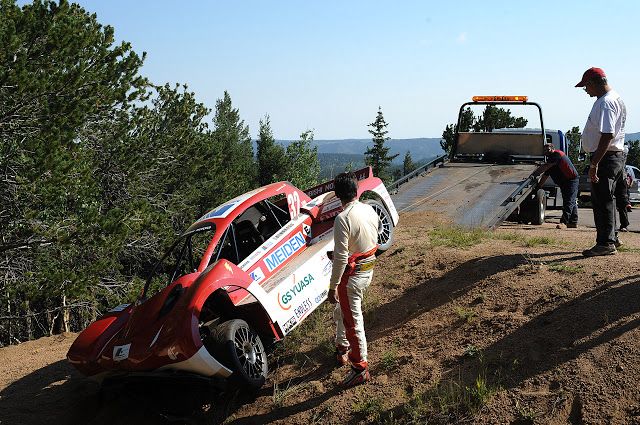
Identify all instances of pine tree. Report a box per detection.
[440,107,474,154]
[211,91,256,196]
[627,140,640,169]
[283,130,320,189]
[365,107,398,181]
[256,115,287,186]
[403,151,416,175]
[565,126,583,166]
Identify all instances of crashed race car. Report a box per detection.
[67,167,399,391]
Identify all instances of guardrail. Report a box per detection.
[386,154,448,192]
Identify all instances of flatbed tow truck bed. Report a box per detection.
[393,95,549,229]
[393,161,541,229]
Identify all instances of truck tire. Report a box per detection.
[364,199,395,253]
[215,319,268,391]
[519,189,546,225]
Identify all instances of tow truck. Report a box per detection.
[392,96,552,228]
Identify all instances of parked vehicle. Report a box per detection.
[67,167,399,392]
[579,163,640,203]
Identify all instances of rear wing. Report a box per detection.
[303,167,374,199]
[303,167,399,225]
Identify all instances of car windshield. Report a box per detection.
[142,223,216,299]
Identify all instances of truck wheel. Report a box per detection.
[215,319,267,390]
[530,188,546,225]
[364,199,395,253]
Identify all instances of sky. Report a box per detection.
[45,1,640,140]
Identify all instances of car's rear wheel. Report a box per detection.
[364,199,395,253]
[215,319,267,390]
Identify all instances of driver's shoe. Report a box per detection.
[341,367,370,388]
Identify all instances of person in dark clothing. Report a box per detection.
[538,143,579,228]
[615,167,631,232]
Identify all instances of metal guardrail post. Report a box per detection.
[386,154,447,192]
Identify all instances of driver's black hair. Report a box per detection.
[334,171,358,202]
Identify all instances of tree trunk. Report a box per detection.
[62,295,70,333]
[25,300,33,340]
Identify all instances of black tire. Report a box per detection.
[215,319,267,390]
[364,199,395,253]
[530,188,546,225]
[519,189,546,225]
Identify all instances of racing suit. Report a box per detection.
[330,199,379,371]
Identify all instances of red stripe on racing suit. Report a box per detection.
[337,246,378,371]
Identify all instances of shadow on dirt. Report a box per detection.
[366,251,577,343]
[0,358,252,425]
[0,360,102,425]
[473,273,640,388]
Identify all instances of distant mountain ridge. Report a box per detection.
[627,132,640,141]
[277,138,445,163]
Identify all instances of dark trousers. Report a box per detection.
[615,173,630,229]
[560,178,579,225]
[590,152,625,246]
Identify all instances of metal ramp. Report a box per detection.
[391,162,541,229]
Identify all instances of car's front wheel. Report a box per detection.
[215,319,268,390]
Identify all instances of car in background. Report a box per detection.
[579,164,640,204]
[67,167,399,393]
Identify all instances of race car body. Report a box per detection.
[67,167,399,389]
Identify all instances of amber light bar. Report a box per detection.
[472,96,528,102]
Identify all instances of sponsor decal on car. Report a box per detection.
[265,232,306,272]
[322,260,332,277]
[315,290,328,305]
[249,267,265,283]
[113,343,131,362]
[294,298,313,320]
[302,224,312,238]
[277,273,315,310]
[282,316,298,333]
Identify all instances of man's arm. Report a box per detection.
[329,216,349,291]
[589,133,614,183]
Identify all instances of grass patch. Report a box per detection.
[429,227,491,248]
[272,379,303,408]
[523,236,556,247]
[353,395,385,422]
[379,346,399,371]
[515,399,539,423]
[493,232,525,242]
[402,369,501,421]
[454,306,477,323]
[618,244,640,253]
[548,262,583,274]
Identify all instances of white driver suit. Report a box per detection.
[330,199,379,371]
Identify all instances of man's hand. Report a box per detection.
[589,165,599,184]
[328,288,338,304]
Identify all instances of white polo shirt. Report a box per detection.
[581,90,626,153]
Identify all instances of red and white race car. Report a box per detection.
[67,167,399,391]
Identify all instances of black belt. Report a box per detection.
[603,151,623,156]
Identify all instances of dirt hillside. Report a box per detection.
[1,212,640,425]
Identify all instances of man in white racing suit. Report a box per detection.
[327,171,379,388]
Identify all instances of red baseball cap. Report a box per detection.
[575,67,606,87]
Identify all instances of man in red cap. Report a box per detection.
[576,67,627,256]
